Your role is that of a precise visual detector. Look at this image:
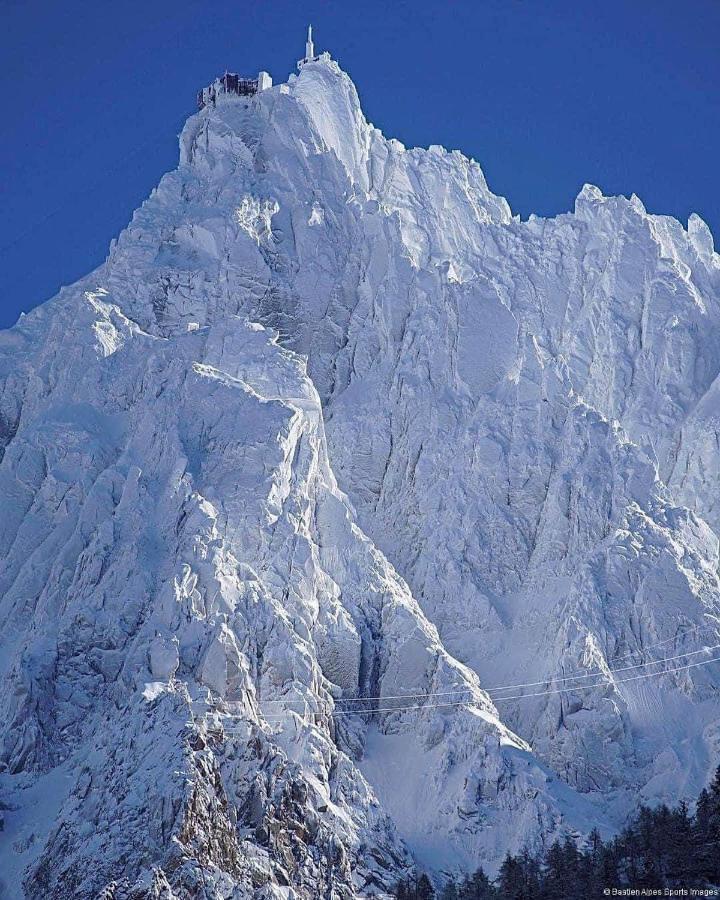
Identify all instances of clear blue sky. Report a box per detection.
[1,0,718,329]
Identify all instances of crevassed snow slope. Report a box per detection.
[0,53,719,898]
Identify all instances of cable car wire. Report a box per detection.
[253,651,720,721]
[253,628,720,707]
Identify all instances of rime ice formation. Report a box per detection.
[1,50,720,899]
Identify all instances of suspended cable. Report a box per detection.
[253,629,720,707]
[251,652,720,721]
[487,640,720,695]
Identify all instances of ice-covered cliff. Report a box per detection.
[1,52,719,898]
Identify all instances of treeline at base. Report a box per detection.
[395,767,720,899]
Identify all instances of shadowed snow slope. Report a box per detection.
[0,55,719,898]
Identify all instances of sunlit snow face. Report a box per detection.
[308,203,325,227]
[3,46,720,897]
[234,196,279,244]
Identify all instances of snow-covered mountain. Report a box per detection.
[1,49,719,899]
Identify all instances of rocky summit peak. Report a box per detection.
[1,54,719,900]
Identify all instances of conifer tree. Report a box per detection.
[397,766,720,900]
[540,840,565,900]
[497,852,533,900]
[417,873,435,900]
[459,867,496,899]
[694,765,720,884]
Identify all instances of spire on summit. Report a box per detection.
[298,24,319,69]
[196,23,331,110]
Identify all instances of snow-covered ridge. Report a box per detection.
[0,51,719,898]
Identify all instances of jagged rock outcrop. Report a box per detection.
[1,52,719,898]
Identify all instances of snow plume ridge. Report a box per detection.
[0,50,720,898]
